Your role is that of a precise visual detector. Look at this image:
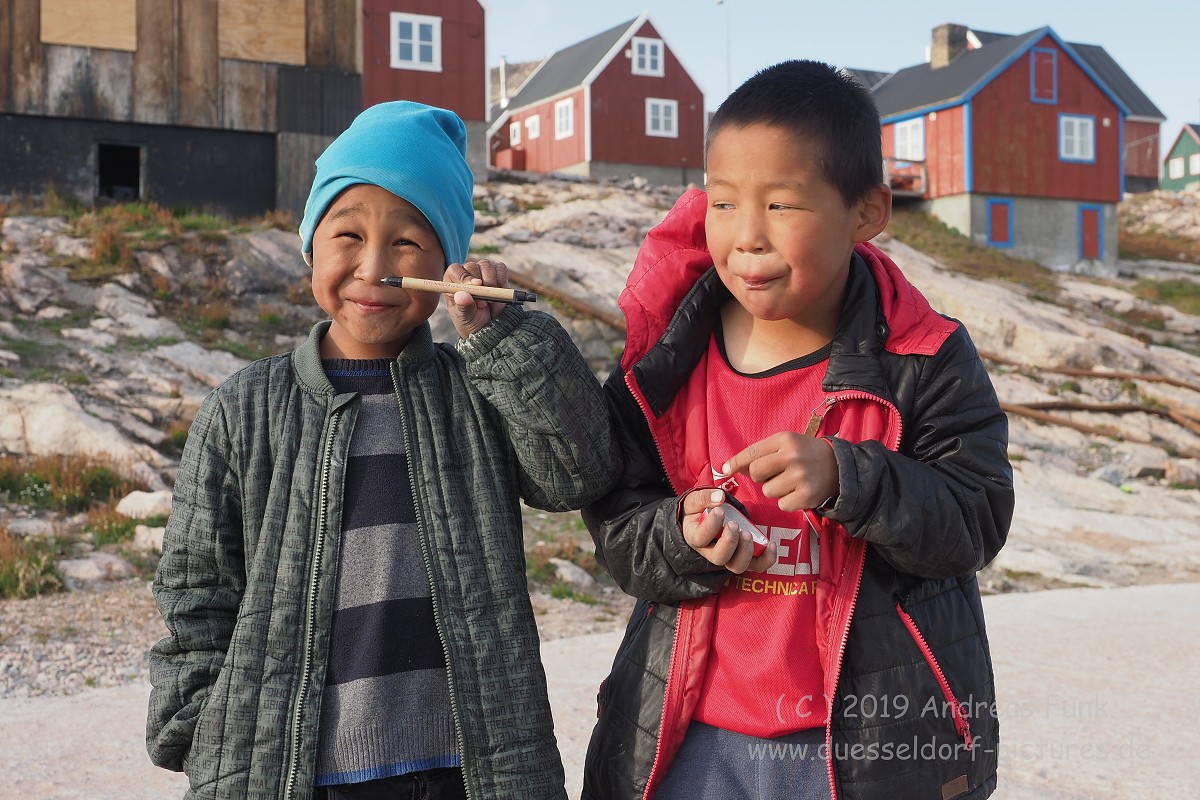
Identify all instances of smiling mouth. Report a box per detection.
[740,276,777,290]
[351,299,396,311]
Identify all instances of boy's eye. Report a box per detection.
[711,202,734,210]
[337,231,363,241]
[769,203,793,211]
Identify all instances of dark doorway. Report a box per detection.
[97,143,142,201]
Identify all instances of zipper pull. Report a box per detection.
[953,702,974,750]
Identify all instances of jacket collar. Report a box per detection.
[622,189,958,415]
[292,320,436,396]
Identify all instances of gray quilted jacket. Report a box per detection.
[147,307,620,800]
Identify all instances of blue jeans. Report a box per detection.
[654,722,831,800]
[315,768,466,800]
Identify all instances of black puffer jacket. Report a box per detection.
[581,189,1014,800]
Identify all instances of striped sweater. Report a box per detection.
[316,359,457,785]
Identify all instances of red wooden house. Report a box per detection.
[487,13,704,186]
[965,27,1165,194]
[360,0,488,178]
[860,24,1156,272]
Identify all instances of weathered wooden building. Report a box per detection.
[0,0,362,217]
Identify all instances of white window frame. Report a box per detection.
[554,98,574,140]
[645,98,679,138]
[631,36,665,77]
[525,115,540,140]
[894,117,924,161]
[390,12,441,72]
[1169,157,1186,179]
[1190,153,1200,176]
[509,120,521,146]
[1058,114,1095,163]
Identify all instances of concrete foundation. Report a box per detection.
[925,193,1117,275]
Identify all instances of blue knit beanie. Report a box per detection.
[299,101,474,266]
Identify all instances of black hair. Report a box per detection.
[707,59,883,207]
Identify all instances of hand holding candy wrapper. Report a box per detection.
[697,503,769,557]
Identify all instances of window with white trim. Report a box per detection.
[390,12,441,72]
[894,118,924,161]
[525,115,540,140]
[1059,114,1095,162]
[1170,157,1186,179]
[645,98,678,138]
[555,98,574,139]
[1190,153,1200,175]
[509,121,521,146]
[631,37,664,77]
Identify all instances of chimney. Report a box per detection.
[499,56,509,109]
[930,23,968,69]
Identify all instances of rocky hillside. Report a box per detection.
[2,176,1199,595]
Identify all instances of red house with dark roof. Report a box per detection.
[848,23,1163,272]
[360,0,488,178]
[487,13,704,186]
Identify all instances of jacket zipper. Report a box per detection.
[818,391,903,800]
[896,603,975,750]
[283,411,341,800]
[642,608,685,800]
[394,368,473,800]
[815,391,906,451]
[625,370,694,800]
[823,541,865,800]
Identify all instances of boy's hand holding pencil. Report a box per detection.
[382,258,533,340]
[443,259,515,338]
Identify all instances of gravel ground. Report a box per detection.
[0,578,634,700]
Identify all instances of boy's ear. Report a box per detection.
[853,183,892,243]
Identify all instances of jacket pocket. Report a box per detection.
[895,602,974,750]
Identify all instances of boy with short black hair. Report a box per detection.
[147,100,620,800]
[582,60,1013,800]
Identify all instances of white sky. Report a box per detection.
[486,0,1199,157]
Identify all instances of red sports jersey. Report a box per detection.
[691,332,830,736]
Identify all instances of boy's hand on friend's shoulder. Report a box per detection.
[721,433,839,514]
[445,259,511,339]
[680,489,778,574]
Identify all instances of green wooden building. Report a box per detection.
[1162,123,1200,192]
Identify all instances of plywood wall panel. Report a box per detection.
[0,1,12,109]
[331,0,358,73]
[306,0,332,69]
[179,0,219,127]
[44,45,133,120]
[219,0,305,66]
[220,58,277,132]
[41,0,137,52]
[10,0,44,113]
[133,0,178,123]
[277,131,334,215]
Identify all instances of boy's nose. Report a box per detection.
[354,242,393,281]
[734,214,769,254]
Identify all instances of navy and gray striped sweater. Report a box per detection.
[316,359,457,786]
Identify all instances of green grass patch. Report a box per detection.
[886,208,1060,297]
[549,583,598,604]
[0,530,63,599]
[0,454,146,513]
[1130,279,1200,317]
[1118,229,1200,264]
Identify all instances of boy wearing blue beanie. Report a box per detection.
[147,101,620,800]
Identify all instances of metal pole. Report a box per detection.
[716,0,731,96]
